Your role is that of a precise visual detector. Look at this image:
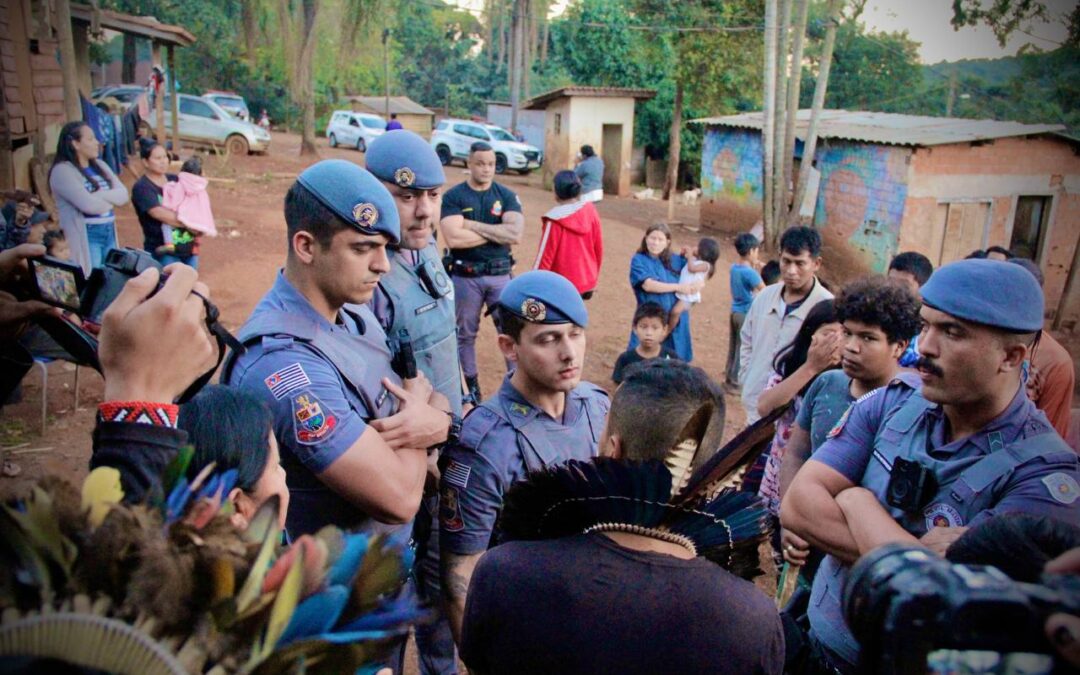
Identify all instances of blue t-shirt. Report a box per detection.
[796,370,855,453]
[441,181,522,264]
[730,263,762,314]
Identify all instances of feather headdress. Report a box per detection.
[0,451,429,674]
[498,403,790,579]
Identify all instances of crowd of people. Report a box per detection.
[1,125,1079,675]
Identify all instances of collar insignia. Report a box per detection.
[510,402,531,417]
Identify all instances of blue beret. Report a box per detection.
[921,259,1044,332]
[365,130,445,190]
[497,270,588,327]
[296,159,400,244]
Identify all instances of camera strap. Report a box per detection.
[178,290,245,404]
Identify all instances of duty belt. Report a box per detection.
[444,255,513,277]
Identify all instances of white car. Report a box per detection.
[325,110,385,152]
[431,119,542,174]
[144,94,270,155]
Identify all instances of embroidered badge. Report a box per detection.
[293,392,337,444]
[923,503,964,530]
[1042,472,1079,505]
[491,199,503,217]
[510,402,530,417]
[828,406,852,439]
[440,486,465,532]
[352,202,379,229]
[394,167,415,187]
[443,460,471,489]
[264,363,311,400]
[521,298,546,322]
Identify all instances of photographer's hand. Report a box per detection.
[99,264,217,403]
[0,245,60,339]
[918,526,968,556]
[0,243,45,285]
[1045,548,1080,668]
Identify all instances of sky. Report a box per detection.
[452,0,1074,64]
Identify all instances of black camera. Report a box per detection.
[28,246,161,324]
[886,457,937,513]
[844,544,1080,675]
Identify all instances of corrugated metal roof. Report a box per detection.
[347,96,434,116]
[525,86,656,109]
[691,109,1067,147]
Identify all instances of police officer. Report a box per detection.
[781,258,1080,674]
[366,130,463,675]
[439,141,525,401]
[439,270,610,643]
[222,160,451,546]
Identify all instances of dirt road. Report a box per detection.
[1,129,746,496]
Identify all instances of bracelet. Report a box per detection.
[98,401,179,428]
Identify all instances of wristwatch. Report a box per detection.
[430,411,464,455]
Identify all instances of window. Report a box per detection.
[362,117,384,129]
[180,98,216,119]
[488,127,515,141]
[349,117,360,127]
[436,120,448,131]
[554,113,562,136]
[453,124,471,136]
[1010,196,1052,261]
[468,125,491,140]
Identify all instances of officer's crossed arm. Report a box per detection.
[440,214,489,249]
[781,461,864,564]
[318,428,428,524]
[464,210,523,246]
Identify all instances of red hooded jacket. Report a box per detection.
[533,200,604,294]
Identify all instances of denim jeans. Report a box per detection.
[85,222,117,269]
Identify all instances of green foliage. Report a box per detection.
[391,2,483,112]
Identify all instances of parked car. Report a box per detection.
[91,84,145,111]
[430,119,542,174]
[144,93,270,155]
[325,110,385,152]
[203,91,251,121]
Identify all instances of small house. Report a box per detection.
[524,86,655,196]
[695,110,1080,328]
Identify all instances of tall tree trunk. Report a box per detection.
[665,81,683,220]
[782,0,810,223]
[771,0,792,230]
[509,0,523,132]
[297,0,320,156]
[242,0,259,67]
[499,1,509,76]
[522,0,532,99]
[485,0,494,63]
[278,0,298,97]
[791,0,841,226]
[762,0,778,248]
[539,10,549,65]
[121,33,136,83]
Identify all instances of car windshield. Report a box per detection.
[487,127,515,141]
[361,118,384,129]
[216,98,245,111]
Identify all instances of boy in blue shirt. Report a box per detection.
[725,233,764,389]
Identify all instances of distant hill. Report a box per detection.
[924,55,1025,86]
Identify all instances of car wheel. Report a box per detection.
[357,138,366,152]
[226,134,250,156]
[328,133,338,148]
[436,145,452,166]
[517,168,533,175]
[495,154,508,174]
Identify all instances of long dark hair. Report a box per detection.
[772,299,838,390]
[177,385,274,493]
[50,121,114,192]
[636,223,674,270]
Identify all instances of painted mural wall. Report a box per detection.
[811,140,912,273]
[701,128,764,205]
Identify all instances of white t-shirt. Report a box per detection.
[675,260,710,303]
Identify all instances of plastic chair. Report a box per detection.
[33,357,80,433]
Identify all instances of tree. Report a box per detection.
[295,0,319,156]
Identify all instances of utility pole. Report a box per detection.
[382,28,391,120]
[509,0,523,132]
[762,0,778,246]
[781,0,811,225]
[945,69,957,116]
[791,0,841,227]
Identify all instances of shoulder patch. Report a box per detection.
[1042,472,1079,505]
[443,460,472,489]
[265,363,311,399]
[509,402,531,417]
[292,391,338,445]
[440,485,465,532]
[924,503,964,530]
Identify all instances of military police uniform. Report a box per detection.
[804,259,1080,672]
[439,271,610,556]
[222,160,408,544]
[366,130,463,675]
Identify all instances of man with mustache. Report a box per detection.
[781,259,1080,674]
[365,130,464,675]
[439,270,609,644]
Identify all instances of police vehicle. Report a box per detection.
[430,119,542,175]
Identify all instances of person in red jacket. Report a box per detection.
[533,170,604,299]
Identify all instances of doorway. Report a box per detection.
[937,201,991,265]
[601,124,622,195]
[1010,195,1052,261]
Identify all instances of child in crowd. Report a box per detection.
[725,233,765,389]
[43,229,71,261]
[760,259,781,286]
[612,302,678,384]
[667,237,720,334]
[158,156,216,268]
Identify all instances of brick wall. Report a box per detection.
[2,0,66,138]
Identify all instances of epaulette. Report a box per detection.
[457,404,503,452]
[575,381,610,400]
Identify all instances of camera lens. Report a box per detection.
[891,479,911,500]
